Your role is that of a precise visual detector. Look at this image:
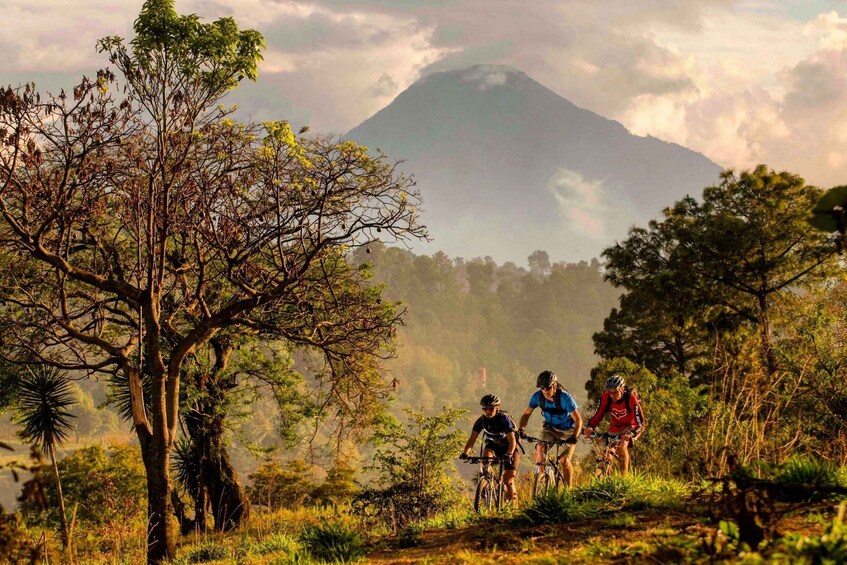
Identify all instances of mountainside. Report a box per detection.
[346,65,721,263]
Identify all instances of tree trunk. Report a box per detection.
[182,338,250,532]
[202,416,250,532]
[49,444,70,552]
[140,431,175,565]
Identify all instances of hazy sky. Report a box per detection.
[3,0,847,186]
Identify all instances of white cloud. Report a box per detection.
[548,169,613,239]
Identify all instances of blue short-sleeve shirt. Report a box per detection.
[528,388,578,430]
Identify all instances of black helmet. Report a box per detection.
[605,374,625,390]
[536,370,557,389]
[480,394,501,407]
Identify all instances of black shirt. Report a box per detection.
[472,411,515,441]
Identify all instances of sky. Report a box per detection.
[2,0,847,186]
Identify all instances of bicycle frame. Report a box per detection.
[587,432,622,477]
[522,435,573,497]
[461,455,509,513]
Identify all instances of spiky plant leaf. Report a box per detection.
[15,365,76,452]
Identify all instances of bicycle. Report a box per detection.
[460,455,510,512]
[522,434,577,497]
[586,431,623,477]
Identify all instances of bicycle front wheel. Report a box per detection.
[474,477,494,513]
[532,467,551,497]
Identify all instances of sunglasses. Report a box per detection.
[481,405,497,411]
[541,384,556,391]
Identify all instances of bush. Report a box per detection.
[775,503,847,563]
[522,490,592,525]
[300,520,365,563]
[185,541,229,563]
[774,456,843,501]
[20,444,146,527]
[354,407,465,530]
[247,459,317,509]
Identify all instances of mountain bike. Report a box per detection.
[522,434,577,497]
[460,455,510,512]
[586,431,623,477]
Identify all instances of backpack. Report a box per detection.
[483,409,525,454]
[539,384,572,415]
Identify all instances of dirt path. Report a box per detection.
[366,510,712,564]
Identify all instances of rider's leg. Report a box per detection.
[534,443,545,466]
[503,452,520,502]
[618,439,630,474]
[559,443,577,488]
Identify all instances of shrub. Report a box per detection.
[774,456,843,501]
[247,459,317,509]
[774,503,847,563]
[20,444,146,527]
[185,541,229,563]
[300,520,365,563]
[354,407,465,531]
[522,490,591,525]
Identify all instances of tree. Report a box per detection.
[0,1,423,561]
[14,366,76,552]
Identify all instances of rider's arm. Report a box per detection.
[517,406,534,433]
[570,409,582,439]
[632,396,646,440]
[462,430,480,456]
[505,431,517,456]
[586,391,609,430]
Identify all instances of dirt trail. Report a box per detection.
[366,510,710,564]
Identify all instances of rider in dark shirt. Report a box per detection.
[461,394,521,503]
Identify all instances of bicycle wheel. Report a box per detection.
[532,465,551,497]
[474,476,493,512]
[494,479,503,510]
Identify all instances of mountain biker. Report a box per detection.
[460,394,521,503]
[584,374,646,474]
[517,370,582,488]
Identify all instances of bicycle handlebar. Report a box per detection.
[585,432,624,442]
[521,434,577,446]
[459,455,511,464]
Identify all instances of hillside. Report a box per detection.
[347,65,721,263]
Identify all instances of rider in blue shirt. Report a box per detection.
[517,370,582,487]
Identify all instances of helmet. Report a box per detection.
[536,370,557,389]
[605,374,625,390]
[480,394,501,407]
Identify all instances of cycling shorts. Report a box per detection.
[483,439,518,471]
[538,427,576,461]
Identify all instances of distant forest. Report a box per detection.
[358,245,618,416]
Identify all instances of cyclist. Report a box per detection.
[460,394,521,503]
[584,374,646,474]
[517,370,582,488]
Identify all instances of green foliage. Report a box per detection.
[99,0,264,97]
[355,244,620,416]
[522,489,592,525]
[775,503,847,564]
[310,462,360,507]
[185,540,229,563]
[242,533,300,556]
[774,456,844,501]
[21,444,146,527]
[574,474,690,512]
[300,520,365,563]
[394,523,423,548]
[246,459,317,509]
[14,365,76,452]
[355,407,466,530]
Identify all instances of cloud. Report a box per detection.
[548,169,614,239]
[5,0,847,186]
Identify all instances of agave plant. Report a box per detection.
[15,364,76,550]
